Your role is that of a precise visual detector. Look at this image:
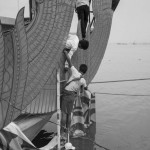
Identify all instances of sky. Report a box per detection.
[109,0,150,43]
[0,0,150,43]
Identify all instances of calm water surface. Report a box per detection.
[89,44,150,150]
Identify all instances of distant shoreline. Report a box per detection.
[109,43,150,45]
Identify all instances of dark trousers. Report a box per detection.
[111,0,120,11]
[76,5,89,39]
[61,90,77,131]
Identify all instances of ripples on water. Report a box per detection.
[89,44,150,150]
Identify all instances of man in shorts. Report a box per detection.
[61,49,88,133]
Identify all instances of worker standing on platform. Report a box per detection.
[61,49,88,136]
[64,33,89,71]
[75,0,91,39]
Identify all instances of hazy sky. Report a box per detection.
[109,0,150,43]
[0,0,150,43]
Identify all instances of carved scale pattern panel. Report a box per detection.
[1,0,75,126]
[3,8,29,126]
[22,0,75,112]
[0,29,15,128]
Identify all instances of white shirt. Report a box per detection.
[65,34,79,68]
[76,0,89,7]
[65,34,79,58]
[65,66,87,92]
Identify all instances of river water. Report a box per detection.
[89,44,150,150]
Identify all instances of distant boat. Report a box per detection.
[0,0,120,149]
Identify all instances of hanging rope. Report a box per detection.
[95,92,150,97]
[90,77,150,84]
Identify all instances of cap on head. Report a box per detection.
[79,39,89,50]
[65,142,75,150]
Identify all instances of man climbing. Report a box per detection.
[61,49,88,136]
[64,33,89,71]
[75,0,91,39]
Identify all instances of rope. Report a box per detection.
[90,77,150,84]
[95,92,150,97]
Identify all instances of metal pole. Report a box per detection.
[29,0,32,20]
[57,69,61,150]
